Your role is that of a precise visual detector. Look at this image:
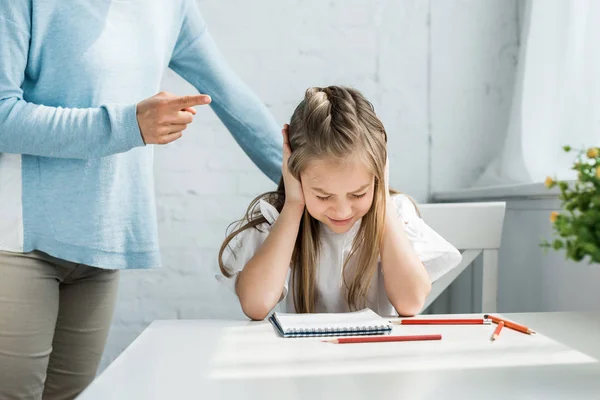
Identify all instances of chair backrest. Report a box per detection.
[418,202,506,250]
[418,201,507,313]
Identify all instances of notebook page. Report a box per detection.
[273,308,391,332]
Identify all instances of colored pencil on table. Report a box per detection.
[484,314,536,335]
[491,321,504,341]
[392,318,490,325]
[323,334,442,344]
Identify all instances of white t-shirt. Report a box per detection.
[217,194,462,316]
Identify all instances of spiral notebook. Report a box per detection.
[269,308,392,338]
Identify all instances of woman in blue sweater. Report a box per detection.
[0,1,282,398]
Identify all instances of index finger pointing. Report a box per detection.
[171,94,212,108]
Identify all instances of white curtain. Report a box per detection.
[474,0,600,187]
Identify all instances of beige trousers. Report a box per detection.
[0,250,119,400]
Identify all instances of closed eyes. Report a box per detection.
[316,193,366,201]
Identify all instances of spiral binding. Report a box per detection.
[282,323,391,338]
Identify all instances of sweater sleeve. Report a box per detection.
[0,4,145,159]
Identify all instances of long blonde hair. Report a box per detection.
[219,86,390,313]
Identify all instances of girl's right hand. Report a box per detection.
[281,124,305,208]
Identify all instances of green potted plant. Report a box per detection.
[541,146,600,263]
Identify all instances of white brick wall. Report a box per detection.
[98,0,518,372]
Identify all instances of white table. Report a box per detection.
[78,312,600,400]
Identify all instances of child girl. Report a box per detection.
[217,86,461,320]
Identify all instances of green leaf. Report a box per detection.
[582,242,598,255]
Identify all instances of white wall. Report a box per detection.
[99,0,519,371]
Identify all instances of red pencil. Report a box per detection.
[393,318,490,325]
[484,314,536,335]
[491,321,504,341]
[323,334,442,344]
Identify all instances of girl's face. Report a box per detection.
[300,157,375,234]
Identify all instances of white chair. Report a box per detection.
[419,201,506,313]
